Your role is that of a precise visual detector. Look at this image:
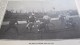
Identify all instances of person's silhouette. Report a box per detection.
[5,17,18,33]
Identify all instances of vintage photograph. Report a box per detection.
[0,0,80,40]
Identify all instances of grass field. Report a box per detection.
[0,18,80,40]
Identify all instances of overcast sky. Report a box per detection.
[6,0,77,12]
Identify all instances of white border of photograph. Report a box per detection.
[0,0,80,45]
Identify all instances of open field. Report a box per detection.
[0,17,80,40]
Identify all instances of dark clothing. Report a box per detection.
[5,25,18,33]
[66,18,76,30]
[38,19,50,30]
[43,19,50,24]
[5,19,18,33]
[29,16,36,22]
[59,16,65,22]
[9,19,17,25]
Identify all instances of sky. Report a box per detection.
[6,0,77,12]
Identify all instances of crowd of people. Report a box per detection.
[4,13,76,33]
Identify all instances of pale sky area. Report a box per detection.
[6,0,77,12]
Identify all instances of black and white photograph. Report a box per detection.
[0,0,80,40]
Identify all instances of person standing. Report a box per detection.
[38,15,51,32]
[59,15,66,29]
[5,17,18,33]
[26,13,36,32]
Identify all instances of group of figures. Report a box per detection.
[4,14,76,33]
